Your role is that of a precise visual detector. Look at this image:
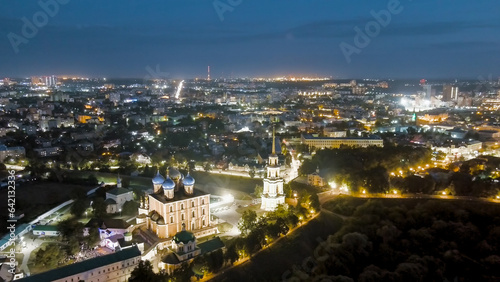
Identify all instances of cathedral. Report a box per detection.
[261,126,285,211]
[137,168,217,239]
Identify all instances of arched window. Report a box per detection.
[169,206,173,212]
[191,201,194,207]
[181,214,184,220]
[201,198,205,205]
[170,216,173,223]
[192,211,195,217]
[181,203,184,210]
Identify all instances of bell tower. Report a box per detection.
[261,123,285,211]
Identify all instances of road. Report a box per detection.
[18,236,57,276]
[317,190,500,205]
[283,140,300,183]
[194,166,263,179]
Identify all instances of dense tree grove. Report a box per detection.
[292,197,500,281]
[300,147,500,197]
[299,146,432,193]
[35,244,64,268]
[228,203,317,263]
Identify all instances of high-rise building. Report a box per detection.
[261,125,285,211]
[443,85,459,101]
[423,84,432,100]
[44,75,57,87]
[31,76,42,85]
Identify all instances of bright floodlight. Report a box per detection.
[223,194,234,202]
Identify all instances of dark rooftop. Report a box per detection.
[199,237,225,254]
[18,246,141,282]
[85,218,131,229]
[162,253,180,265]
[301,134,382,140]
[150,188,208,204]
[107,187,132,196]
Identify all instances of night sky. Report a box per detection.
[0,0,499,79]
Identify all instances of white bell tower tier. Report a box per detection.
[261,125,285,211]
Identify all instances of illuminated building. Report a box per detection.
[301,134,383,149]
[443,85,459,102]
[261,126,285,211]
[137,169,217,239]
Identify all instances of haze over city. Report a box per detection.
[1,0,499,78]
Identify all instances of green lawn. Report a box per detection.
[192,171,262,196]
[67,170,262,198]
[217,222,233,233]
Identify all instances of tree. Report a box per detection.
[121,177,131,188]
[238,210,258,236]
[67,237,80,255]
[203,162,212,172]
[70,199,87,217]
[225,243,239,264]
[122,200,139,216]
[254,185,263,197]
[249,168,256,178]
[132,187,144,200]
[58,218,84,240]
[92,197,107,218]
[35,244,64,267]
[84,227,100,248]
[87,174,98,185]
[167,262,192,282]
[205,249,224,272]
[129,260,160,282]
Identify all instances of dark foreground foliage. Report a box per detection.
[294,198,500,281]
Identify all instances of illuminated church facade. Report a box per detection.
[137,169,217,239]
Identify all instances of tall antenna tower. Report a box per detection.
[207,66,211,81]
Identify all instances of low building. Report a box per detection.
[323,127,347,138]
[18,246,141,282]
[105,178,134,214]
[0,145,25,162]
[33,146,62,157]
[32,225,60,236]
[159,227,224,275]
[0,262,23,281]
[307,168,326,187]
[84,218,131,241]
[301,134,383,149]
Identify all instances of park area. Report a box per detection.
[212,211,344,282]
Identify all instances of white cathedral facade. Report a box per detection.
[261,127,285,211]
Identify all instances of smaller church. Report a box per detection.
[159,224,225,275]
[105,176,134,214]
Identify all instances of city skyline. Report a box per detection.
[0,0,499,79]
